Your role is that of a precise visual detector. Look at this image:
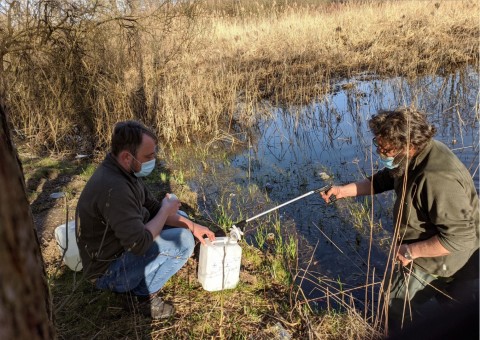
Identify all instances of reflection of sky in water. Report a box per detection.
[233,70,478,190]
[229,69,478,300]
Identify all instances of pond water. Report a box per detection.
[187,68,479,308]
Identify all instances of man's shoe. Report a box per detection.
[123,294,175,319]
[141,295,175,319]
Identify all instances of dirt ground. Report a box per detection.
[26,166,87,270]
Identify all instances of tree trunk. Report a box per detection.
[0,102,55,339]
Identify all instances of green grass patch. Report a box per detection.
[79,163,97,181]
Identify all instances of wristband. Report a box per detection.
[404,244,413,261]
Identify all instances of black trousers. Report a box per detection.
[388,249,479,339]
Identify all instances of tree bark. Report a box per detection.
[0,102,55,339]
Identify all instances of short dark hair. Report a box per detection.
[111,120,157,157]
[369,107,436,152]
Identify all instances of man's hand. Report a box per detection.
[161,193,181,216]
[320,185,343,203]
[397,243,414,266]
[320,179,373,203]
[147,194,181,238]
[190,223,216,245]
[397,236,449,266]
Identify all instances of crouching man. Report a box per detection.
[76,120,215,319]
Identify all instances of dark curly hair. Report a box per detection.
[369,107,436,153]
[111,120,157,157]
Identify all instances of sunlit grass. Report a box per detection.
[285,235,298,260]
[159,171,168,183]
[214,204,234,234]
[254,224,267,249]
[347,197,377,233]
[172,169,186,185]
[79,164,96,181]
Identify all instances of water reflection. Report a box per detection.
[236,69,478,186]
[188,68,478,307]
[226,68,479,301]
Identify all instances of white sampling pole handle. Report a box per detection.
[245,189,316,223]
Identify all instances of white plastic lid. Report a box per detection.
[229,225,244,242]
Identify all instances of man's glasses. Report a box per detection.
[372,137,398,155]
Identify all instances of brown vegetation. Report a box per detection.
[1,0,477,154]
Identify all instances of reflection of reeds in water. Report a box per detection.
[247,70,478,179]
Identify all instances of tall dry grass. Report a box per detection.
[2,0,478,154]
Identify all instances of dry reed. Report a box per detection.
[1,0,477,154]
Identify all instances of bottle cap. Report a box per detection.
[229,225,244,242]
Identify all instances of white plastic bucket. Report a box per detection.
[198,237,242,291]
[54,220,83,271]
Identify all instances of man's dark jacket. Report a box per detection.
[371,140,479,277]
[76,154,160,279]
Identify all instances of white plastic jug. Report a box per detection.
[198,237,242,291]
[54,220,83,271]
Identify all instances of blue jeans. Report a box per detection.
[95,227,195,296]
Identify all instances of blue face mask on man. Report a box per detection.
[130,154,156,177]
[379,154,399,169]
[377,149,405,170]
[373,137,404,170]
[134,158,156,177]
